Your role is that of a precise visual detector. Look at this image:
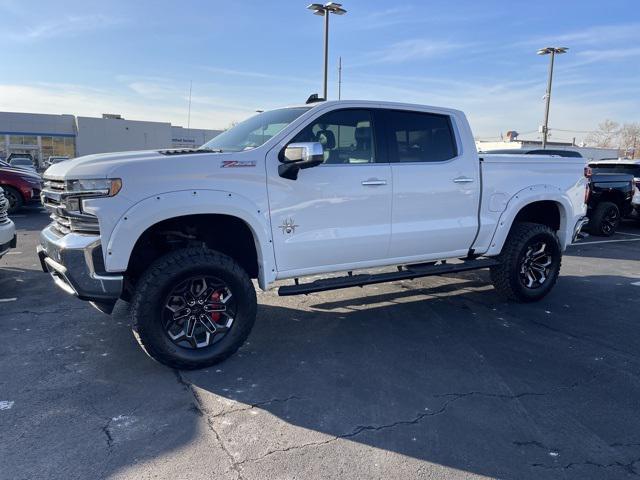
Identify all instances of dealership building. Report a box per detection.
[0,111,222,168]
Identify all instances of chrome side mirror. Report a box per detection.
[278,142,324,180]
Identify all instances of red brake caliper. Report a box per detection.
[210,291,222,324]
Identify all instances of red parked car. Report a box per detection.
[0,160,43,213]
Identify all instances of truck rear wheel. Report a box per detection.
[588,201,620,237]
[131,248,257,369]
[490,222,561,302]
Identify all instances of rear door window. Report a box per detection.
[384,110,458,163]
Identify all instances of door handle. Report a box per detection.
[361,179,387,186]
[453,176,474,184]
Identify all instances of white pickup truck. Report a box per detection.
[38,100,588,369]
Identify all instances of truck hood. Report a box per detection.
[44,150,165,180]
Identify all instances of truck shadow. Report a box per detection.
[4,267,639,479]
[177,273,640,479]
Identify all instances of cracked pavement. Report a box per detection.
[1,209,639,479]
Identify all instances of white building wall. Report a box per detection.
[76,117,172,156]
[171,126,221,148]
[0,111,76,136]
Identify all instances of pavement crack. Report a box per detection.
[238,396,462,465]
[513,440,560,456]
[207,417,246,480]
[531,457,640,476]
[237,437,340,466]
[174,370,244,480]
[433,372,600,402]
[612,442,640,448]
[342,396,458,439]
[101,419,114,450]
[211,395,305,418]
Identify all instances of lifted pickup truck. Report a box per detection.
[38,100,588,369]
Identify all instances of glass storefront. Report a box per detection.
[0,133,75,167]
[41,135,76,159]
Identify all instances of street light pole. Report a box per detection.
[308,3,347,100]
[323,10,329,99]
[537,47,568,149]
[338,56,342,100]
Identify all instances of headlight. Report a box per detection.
[66,178,122,197]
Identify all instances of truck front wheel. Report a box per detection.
[490,222,561,302]
[131,248,257,369]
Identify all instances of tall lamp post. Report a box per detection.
[307,2,347,100]
[537,46,568,148]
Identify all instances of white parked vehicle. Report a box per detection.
[38,100,588,369]
[46,156,70,168]
[0,189,17,259]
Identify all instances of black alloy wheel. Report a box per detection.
[519,241,554,289]
[490,222,562,302]
[163,276,237,349]
[600,204,620,236]
[131,248,257,370]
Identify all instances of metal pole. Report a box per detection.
[542,50,555,149]
[338,56,342,100]
[187,80,193,130]
[323,10,329,99]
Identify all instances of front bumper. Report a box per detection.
[572,216,589,243]
[0,234,16,258]
[0,220,16,258]
[37,225,123,313]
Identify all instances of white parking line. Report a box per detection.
[0,298,17,303]
[569,238,640,246]
[617,231,640,237]
[632,281,640,287]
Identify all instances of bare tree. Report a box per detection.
[585,119,620,148]
[619,123,640,159]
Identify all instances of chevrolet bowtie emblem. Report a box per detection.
[280,218,298,235]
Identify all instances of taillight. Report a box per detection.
[584,166,592,177]
[635,177,640,190]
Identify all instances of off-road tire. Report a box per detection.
[588,201,620,237]
[490,222,562,302]
[2,186,23,213]
[131,247,257,369]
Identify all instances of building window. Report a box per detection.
[49,136,75,157]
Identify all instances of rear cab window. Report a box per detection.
[383,110,458,163]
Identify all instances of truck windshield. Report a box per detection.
[200,107,311,152]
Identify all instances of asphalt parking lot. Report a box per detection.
[1,208,639,480]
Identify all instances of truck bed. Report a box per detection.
[472,154,587,254]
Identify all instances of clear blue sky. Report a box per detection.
[1,0,638,141]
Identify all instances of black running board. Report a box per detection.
[278,258,500,296]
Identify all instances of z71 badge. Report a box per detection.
[221,160,257,168]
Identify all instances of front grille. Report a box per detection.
[41,177,100,235]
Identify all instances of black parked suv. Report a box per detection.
[585,163,636,236]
